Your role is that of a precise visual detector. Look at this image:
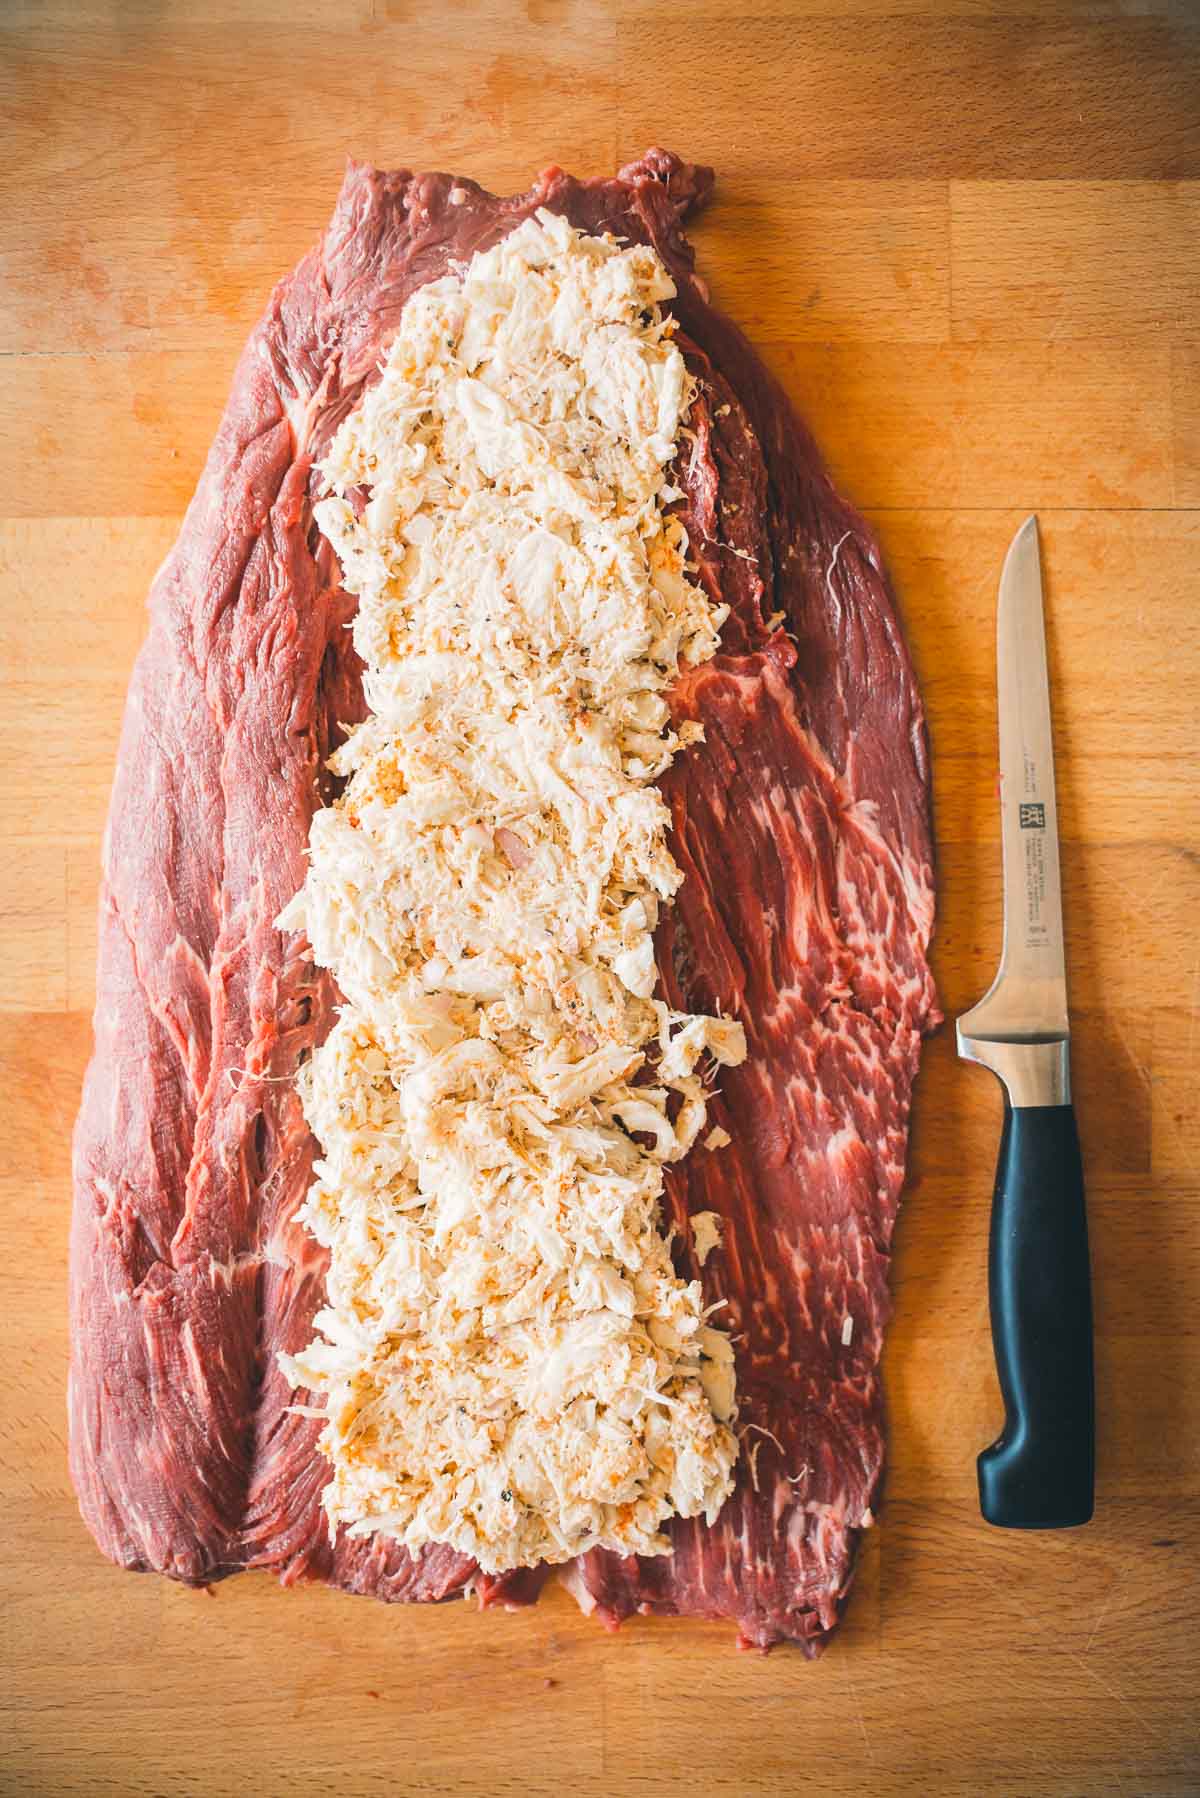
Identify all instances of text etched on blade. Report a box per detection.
[1018,751,1050,949]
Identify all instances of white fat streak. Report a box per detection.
[824,530,852,626]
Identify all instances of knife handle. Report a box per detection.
[978,1101,1094,1529]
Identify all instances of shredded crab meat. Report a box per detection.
[278,211,746,1573]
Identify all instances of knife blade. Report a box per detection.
[957,515,1094,1530]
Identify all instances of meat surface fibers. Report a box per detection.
[69,150,938,1652]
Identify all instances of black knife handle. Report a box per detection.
[978,1101,1094,1529]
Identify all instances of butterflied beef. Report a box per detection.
[69,149,937,1650]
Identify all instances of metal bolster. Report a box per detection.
[957,1035,1071,1109]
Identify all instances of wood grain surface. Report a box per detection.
[2,3,1198,1793]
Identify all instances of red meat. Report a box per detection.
[69,150,938,1652]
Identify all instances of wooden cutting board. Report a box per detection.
[2,5,1197,1793]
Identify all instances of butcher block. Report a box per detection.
[1,3,1197,1793]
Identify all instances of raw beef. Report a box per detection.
[69,150,938,1652]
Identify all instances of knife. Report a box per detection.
[957,515,1094,1530]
